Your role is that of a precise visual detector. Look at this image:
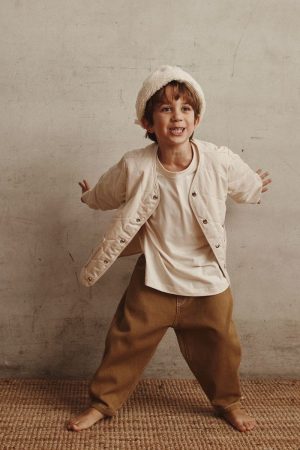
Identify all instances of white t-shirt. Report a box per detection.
[140,144,229,296]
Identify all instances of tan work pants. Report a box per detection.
[89,254,242,416]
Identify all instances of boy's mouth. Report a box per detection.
[169,127,185,136]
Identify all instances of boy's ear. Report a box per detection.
[194,115,201,128]
[141,117,154,133]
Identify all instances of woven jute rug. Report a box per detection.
[0,378,299,450]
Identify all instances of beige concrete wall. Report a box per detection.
[1,0,299,378]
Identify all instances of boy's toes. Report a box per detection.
[66,408,105,431]
[236,420,247,432]
[222,407,256,432]
[66,420,78,431]
[67,420,85,432]
[238,418,256,432]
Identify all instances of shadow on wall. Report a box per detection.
[2,147,137,377]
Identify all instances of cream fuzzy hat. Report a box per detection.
[135,65,206,126]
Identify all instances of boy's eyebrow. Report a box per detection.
[157,99,191,106]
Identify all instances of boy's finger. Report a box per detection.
[261,171,269,179]
[263,178,272,185]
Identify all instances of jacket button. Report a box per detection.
[215,243,220,248]
[192,192,197,197]
[120,238,126,243]
[104,259,109,264]
[136,218,141,222]
[88,276,93,282]
[203,219,208,224]
[153,195,158,200]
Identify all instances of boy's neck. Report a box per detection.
[157,140,194,172]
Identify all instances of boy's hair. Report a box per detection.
[143,80,201,143]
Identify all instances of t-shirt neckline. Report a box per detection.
[156,143,197,178]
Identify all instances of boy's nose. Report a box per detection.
[171,110,183,121]
[171,118,183,122]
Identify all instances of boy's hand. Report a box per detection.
[78,179,91,202]
[256,169,272,193]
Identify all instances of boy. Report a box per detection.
[67,65,271,432]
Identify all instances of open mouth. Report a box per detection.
[169,127,185,136]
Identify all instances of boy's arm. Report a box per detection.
[227,148,265,204]
[80,156,127,210]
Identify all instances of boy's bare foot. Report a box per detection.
[222,407,257,432]
[67,407,105,431]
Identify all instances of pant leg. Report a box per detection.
[89,255,175,417]
[174,287,242,414]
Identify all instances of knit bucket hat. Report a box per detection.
[135,65,206,126]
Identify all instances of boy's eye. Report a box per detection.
[159,105,193,112]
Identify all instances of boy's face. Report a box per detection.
[142,85,200,147]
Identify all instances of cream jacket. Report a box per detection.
[80,139,262,287]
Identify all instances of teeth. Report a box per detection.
[170,127,185,135]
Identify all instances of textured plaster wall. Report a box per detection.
[1,0,299,378]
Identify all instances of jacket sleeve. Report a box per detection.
[227,148,262,204]
[81,156,127,210]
